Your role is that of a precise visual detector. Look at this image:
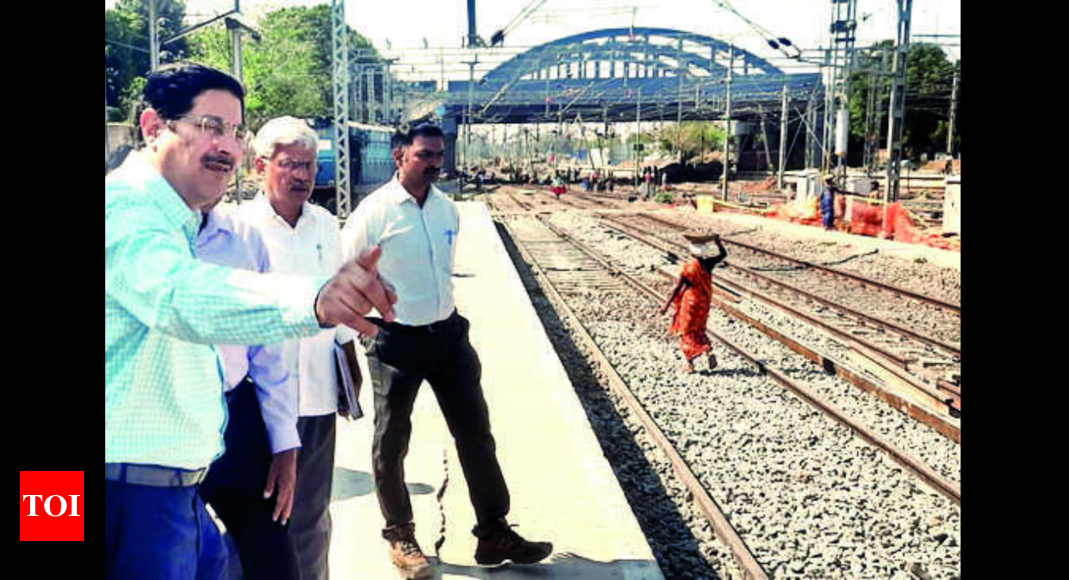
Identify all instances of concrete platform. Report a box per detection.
[671,210,961,271]
[328,202,663,579]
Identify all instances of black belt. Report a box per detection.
[370,310,458,334]
[104,463,208,487]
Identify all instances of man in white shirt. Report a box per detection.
[194,198,302,580]
[238,116,359,580]
[340,124,552,579]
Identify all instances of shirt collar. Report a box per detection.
[388,173,442,208]
[252,190,315,230]
[196,207,234,244]
[120,150,202,239]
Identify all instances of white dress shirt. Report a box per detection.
[340,174,459,327]
[194,207,300,453]
[238,193,341,416]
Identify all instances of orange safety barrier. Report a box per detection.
[760,196,960,252]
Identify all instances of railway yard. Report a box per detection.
[485,184,960,579]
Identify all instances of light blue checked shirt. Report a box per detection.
[106,151,327,470]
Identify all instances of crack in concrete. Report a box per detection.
[433,446,449,557]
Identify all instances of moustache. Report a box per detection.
[202,154,235,171]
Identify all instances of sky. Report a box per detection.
[106,0,960,80]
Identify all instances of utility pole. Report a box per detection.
[384,60,393,123]
[635,87,641,193]
[557,102,563,172]
[228,3,243,83]
[778,81,788,189]
[148,0,159,72]
[759,104,773,175]
[331,0,351,217]
[677,38,685,163]
[366,66,377,124]
[354,64,363,123]
[885,0,912,207]
[946,66,959,156]
[721,45,733,201]
[828,0,858,182]
[464,58,478,177]
[863,49,880,174]
[228,1,244,202]
[105,77,111,166]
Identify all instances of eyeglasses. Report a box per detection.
[273,159,316,173]
[169,115,250,144]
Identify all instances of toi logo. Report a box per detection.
[20,471,84,541]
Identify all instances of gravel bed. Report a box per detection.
[499,222,742,580]
[579,290,960,580]
[509,214,961,578]
[547,211,961,483]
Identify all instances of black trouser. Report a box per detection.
[199,378,301,580]
[367,310,510,528]
[291,413,336,580]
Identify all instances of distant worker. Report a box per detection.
[660,232,727,374]
[820,174,839,231]
[869,180,881,199]
[551,174,566,199]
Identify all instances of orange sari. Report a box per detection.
[668,259,713,359]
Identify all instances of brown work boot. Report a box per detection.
[473,517,553,565]
[383,523,433,579]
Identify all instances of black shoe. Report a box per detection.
[472,517,553,565]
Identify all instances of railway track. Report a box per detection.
[603,214,962,414]
[500,212,961,578]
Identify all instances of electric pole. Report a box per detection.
[946,66,958,156]
[885,0,913,206]
[778,81,787,189]
[331,0,351,217]
[635,87,641,193]
[722,45,733,201]
[148,0,159,72]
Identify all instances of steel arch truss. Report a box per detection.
[446,27,821,125]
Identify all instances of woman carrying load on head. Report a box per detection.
[660,231,728,374]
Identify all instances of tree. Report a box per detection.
[185,5,378,131]
[654,122,725,161]
[105,0,191,121]
[847,41,959,164]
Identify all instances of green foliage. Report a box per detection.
[118,77,147,123]
[108,4,379,133]
[654,122,725,160]
[654,191,674,204]
[105,1,191,121]
[847,41,960,161]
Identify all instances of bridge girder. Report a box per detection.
[445,27,821,125]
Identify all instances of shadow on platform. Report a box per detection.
[429,552,661,578]
[331,467,435,502]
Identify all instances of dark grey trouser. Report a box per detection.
[290,414,336,580]
[367,311,510,529]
